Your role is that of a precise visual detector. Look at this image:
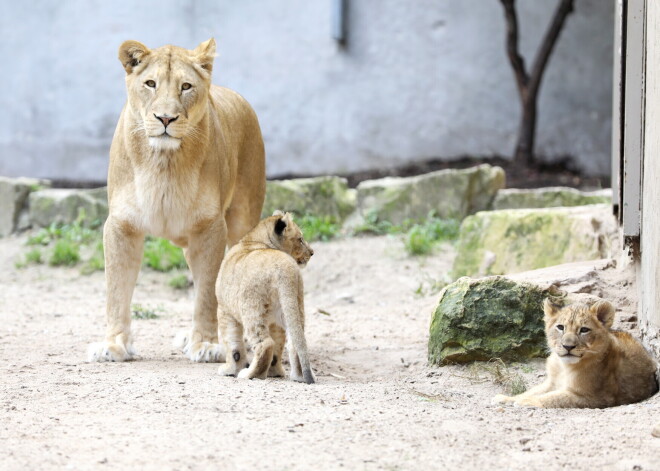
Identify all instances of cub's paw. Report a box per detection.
[174,331,225,363]
[218,363,239,377]
[87,342,134,362]
[268,363,286,378]
[491,394,514,405]
[237,368,253,380]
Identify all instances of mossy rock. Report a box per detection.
[452,204,616,278]
[262,176,356,221]
[29,188,108,228]
[354,164,505,225]
[428,277,562,364]
[0,176,51,236]
[493,187,611,210]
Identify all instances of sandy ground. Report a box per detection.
[1,232,659,471]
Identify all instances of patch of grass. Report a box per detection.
[404,217,460,256]
[49,239,80,266]
[296,214,340,242]
[414,273,452,297]
[131,303,163,320]
[352,212,405,236]
[143,237,187,272]
[81,240,105,275]
[461,359,528,396]
[168,274,192,290]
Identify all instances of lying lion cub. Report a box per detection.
[494,299,658,408]
[216,211,316,383]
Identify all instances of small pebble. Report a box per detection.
[652,424,660,438]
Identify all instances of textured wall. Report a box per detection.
[0,0,613,181]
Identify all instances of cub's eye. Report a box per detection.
[182,83,192,90]
[556,324,564,331]
[145,80,156,88]
[579,327,591,334]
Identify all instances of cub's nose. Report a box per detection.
[310,248,314,256]
[154,114,179,127]
[563,344,576,352]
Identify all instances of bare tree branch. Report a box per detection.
[500,0,529,98]
[528,0,574,96]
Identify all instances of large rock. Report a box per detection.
[29,187,108,227]
[493,187,611,210]
[0,177,49,236]
[262,176,356,221]
[353,164,505,225]
[428,277,562,365]
[452,204,617,278]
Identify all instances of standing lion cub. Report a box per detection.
[216,211,316,384]
[493,299,658,408]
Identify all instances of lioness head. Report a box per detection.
[543,299,615,365]
[118,38,216,152]
[271,211,314,267]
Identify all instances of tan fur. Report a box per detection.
[88,39,265,363]
[216,211,316,383]
[494,299,658,408]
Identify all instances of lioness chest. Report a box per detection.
[119,165,223,241]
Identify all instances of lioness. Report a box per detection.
[493,299,658,408]
[216,211,316,383]
[88,39,265,363]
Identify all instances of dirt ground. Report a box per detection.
[1,232,659,471]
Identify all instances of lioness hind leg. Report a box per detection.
[88,217,143,362]
[218,311,247,376]
[237,323,274,380]
[178,219,227,363]
[268,324,286,378]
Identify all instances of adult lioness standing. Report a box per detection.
[88,39,265,363]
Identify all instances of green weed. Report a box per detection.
[296,215,340,242]
[352,212,405,236]
[404,217,460,256]
[143,237,187,272]
[461,359,528,396]
[131,303,163,320]
[81,240,105,275]
[168,274,192,290]
[49,239,81,266]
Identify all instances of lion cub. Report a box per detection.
[216,211,315,383]
[493,299,658,408]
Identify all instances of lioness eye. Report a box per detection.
[579,327,591,334]
[556,324,564,331]
[145,80,156,88]
[182,83,192,90]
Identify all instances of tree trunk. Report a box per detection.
[515,97,537,167]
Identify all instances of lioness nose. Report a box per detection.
[563,344,576,352]
[154,114,179,127]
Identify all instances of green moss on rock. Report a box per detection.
[261,176,356,221]
[452,205,616,278]
[493,187,612,210]
[428,277,561,364]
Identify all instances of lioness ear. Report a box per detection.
[543,298,562,320]
[118,40,150,74]
[274,217,287,236]
[193,38,216,73]
[590,300,615,329]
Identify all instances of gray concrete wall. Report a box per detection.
[0,0,613,181]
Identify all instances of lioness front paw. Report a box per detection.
[87,342,134,362]
[514,397,543,408]
[174,331,225,363]
[237,368,253,380]
[219,363,239,376]
[491,394,514,405]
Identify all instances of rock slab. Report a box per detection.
[428,277,561,365]
[493,187,611,210]
[452,204,617,278]
[0,177,49,236]
[29,188,108,227]
[353,164,505,225]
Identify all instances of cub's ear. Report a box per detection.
[272,210,285,217]
[543,298,562,319]
[193,38,216,73]
[118,40,150,74]
[282,212,293,224]
[590,300,615,329]
[274,217,287,236]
